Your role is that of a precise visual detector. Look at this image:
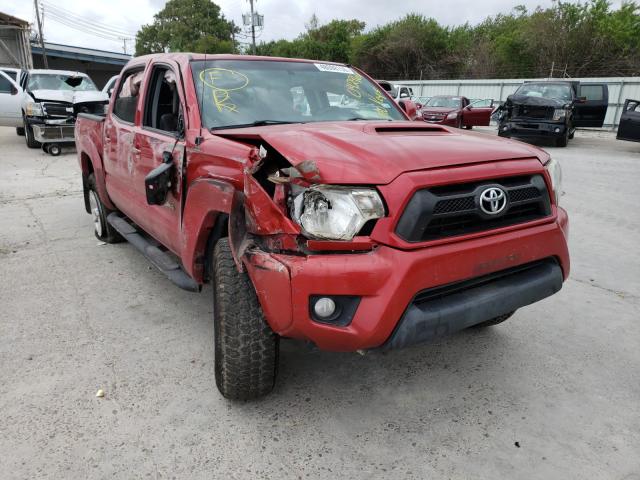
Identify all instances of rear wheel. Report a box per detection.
[473,311,515,328]
[87,174,122,243]
[213,238,279,400]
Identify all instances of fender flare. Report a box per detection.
[181,178,235,283]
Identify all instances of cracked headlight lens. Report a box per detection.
[291,186,385,240]
[545,157,562,205]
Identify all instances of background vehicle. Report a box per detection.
[102,75,119,97]
[76,53,569,400]
[616,99,640,142]
[420,95,493,128]
[0,70,23,132]
[498,80,608,147]
[15,69,108,149]
[376,80,413,102]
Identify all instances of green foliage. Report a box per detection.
[254,2,640,79]
[135,0,237,56]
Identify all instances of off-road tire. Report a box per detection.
[213,238,278,400]
[87,174,122,243]
[24,120,40,148]
[16,126,25,136]
[472,311,516,328]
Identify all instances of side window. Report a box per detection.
[143,66,183,134]
[113,69,144,123]
[399,87,410,98]
[625,101,639,112]
[580,85,604,101]
[0,75,12,93]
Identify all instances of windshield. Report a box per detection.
[27,73,98,92]
[515,83,572,102]
[425,96,461,108]
[191,60,404,129]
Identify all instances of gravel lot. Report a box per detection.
[1,126,639,479]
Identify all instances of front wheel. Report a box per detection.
[556,131,569,147]
[213,238,279,400]
[24,120,41,148]
[16,126,25,136]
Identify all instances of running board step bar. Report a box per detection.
[107,213,200,292]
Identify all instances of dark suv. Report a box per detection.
[498,80,608,147]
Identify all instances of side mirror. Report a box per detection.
[107,87,114,97]
[10,85,18,95]
[465,104,472,110]
[145,151,175,205]
[399,100,418,120]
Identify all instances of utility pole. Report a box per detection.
[34,0,48,68]
[249,0,256,55]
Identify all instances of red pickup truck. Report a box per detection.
[75,54,569,400]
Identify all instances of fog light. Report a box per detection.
[313,297,336,319]
[554,127,561,133]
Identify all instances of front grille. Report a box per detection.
[513,105,553,120]
[395,174,552,242]
[42,102,73,117]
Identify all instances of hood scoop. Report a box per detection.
[374,125,449,135]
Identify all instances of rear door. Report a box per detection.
[0,70,23,127]
[574,83,608,127]
[617,99,640,142]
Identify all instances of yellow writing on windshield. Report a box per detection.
[199,68,249,113]
[369,89,390,118]
[345,74,362,99]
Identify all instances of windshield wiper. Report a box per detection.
[210,120,302,131]
[346,117,392,121]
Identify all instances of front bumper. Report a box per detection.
[500,120,566,138]
[244,208,570,352]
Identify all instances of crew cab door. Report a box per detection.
[131,63,186,254]
[103,67,146,214]
[617,99,640,142]
[0,70,23,127]
[462,99,493,126]
[574,83,608,127]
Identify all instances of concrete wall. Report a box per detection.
[395,77,640,127]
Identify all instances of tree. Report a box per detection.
[135,0,237,56]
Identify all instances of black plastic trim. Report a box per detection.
[381,258,563,350]
[309,295,361,327]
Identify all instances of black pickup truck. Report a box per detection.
[498,80,608,147]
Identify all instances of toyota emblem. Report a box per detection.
[479,187,507,215]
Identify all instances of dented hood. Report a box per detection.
[220,122,544,185]
[30,89,108,104]
[506,94,566,108]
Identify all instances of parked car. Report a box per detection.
[376,80,413,102]
[497,80,608,147]
[0,70,23,132]
[102,75,119,97]
[420,95,493,129]
[0,69,108,149]
[616,99,640,143]
[76,53,569,400]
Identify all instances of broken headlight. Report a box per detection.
[291,186,385,240]
[25,102,44,116]
[545,157,562,205]
[552,108,567,121]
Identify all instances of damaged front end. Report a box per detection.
[498,94,571,139]
[228,138,384,273]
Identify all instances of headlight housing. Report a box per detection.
[25,102,44,117]
[446,112,458,120]
[291,185,385,240]
[552,108,566,121]
[545,157,562,205]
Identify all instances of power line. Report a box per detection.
[41,1,136,38]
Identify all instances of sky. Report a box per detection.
[1,0,625,55]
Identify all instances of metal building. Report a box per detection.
[0,11,33,70]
